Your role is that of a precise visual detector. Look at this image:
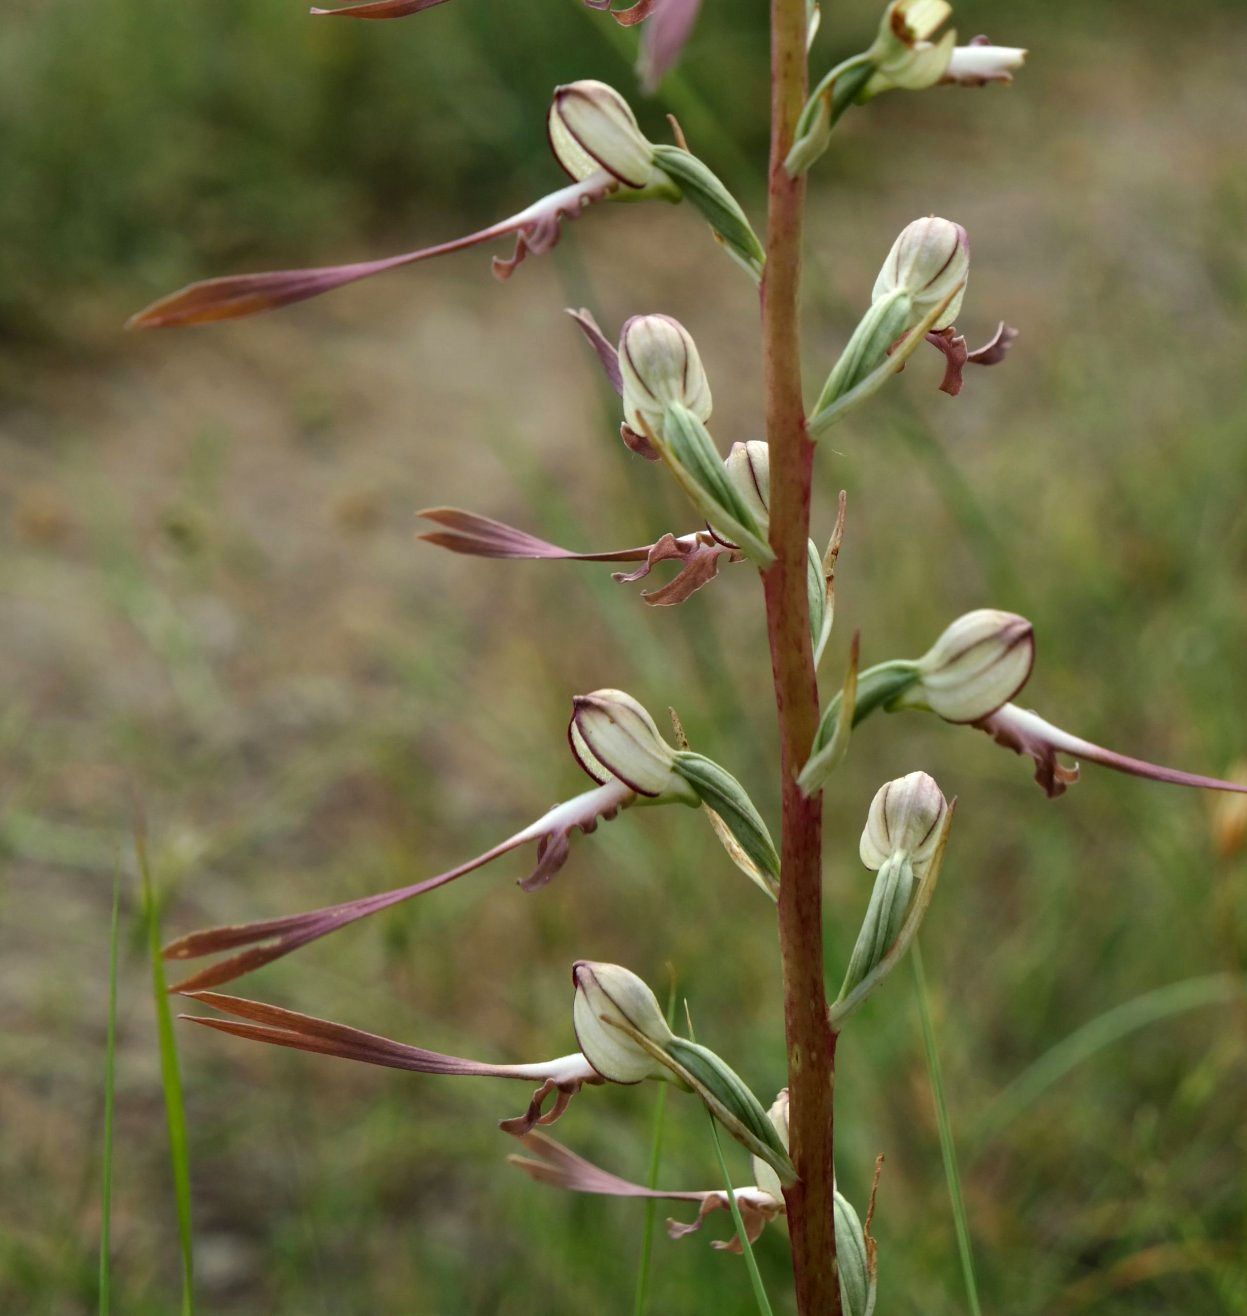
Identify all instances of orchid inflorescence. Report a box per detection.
[134,0,1247,1309]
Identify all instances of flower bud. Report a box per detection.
[619,314,712,441]
[570,689,696,801]
[943,40,1027,87]
[872,216,969,330]
[548,81,656,190]
[723,441,770,529]
[571,961,676,1084]
[1212,762,1247,860]
[750,1088,789,1201]
[865,0,956,96]
[860,771,948,872]
[908,608,1034,723]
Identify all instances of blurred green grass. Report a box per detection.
[2,0,1247,1312]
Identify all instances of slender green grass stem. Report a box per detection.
[912,942,982,1316]
[632,979,679,1316]
[138,832,195,1315]
[98,872,121,1316]
[706,1113,775,1316]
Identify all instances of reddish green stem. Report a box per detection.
[760,0,840,1312]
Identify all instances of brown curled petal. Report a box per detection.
[973,706,1080,798]
[710,1200,771,1253]
[620,422,663,461]
[497,1079,593,1136]
[517,779,635,892]
[567,307,623,394]
[612,533,688,583]
[522,833,571,893]
[417,507,652,563]
[966,321,1019,366]
[640,541,730,606]
[310,0,450,17]
[608,0,658,26]
[667,1195,729,1240]
[923,327,970,397]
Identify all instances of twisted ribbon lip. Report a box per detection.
[507,1130,782,1251]
[127,172,614,329]
[976,703,1247,800]
[179,991,602,1135]
[162,779,634,992]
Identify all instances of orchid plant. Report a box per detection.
[131,0,1247,1311]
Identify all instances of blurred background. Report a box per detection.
[3,0,1246,1311]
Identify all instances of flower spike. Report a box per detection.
[179,991,603,1135]
[163,779,634,992]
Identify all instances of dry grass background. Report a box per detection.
[2,1,1247,1312]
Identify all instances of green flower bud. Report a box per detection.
[872,216,969,330]
[859,770,947,872]
[619,313,712,442]
[547,81,656,191]
[571,961,676,1084]
[834,1188,874,1316]
[570,689,697,802]
[723,440,770,529]
[905,608,1034,723]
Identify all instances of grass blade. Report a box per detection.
[632,974,678,1316]
[137,828,195,1315]
[912,942,982,1316]
[98,871,121,1316]
[705,1114,775,1316]
[975,972,1244,1148]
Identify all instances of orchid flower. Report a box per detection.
[179,990,603,1134]
[508,1130,784,1253]
[129,81,764,329]
[163,779,635,992]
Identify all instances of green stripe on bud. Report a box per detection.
[663,1037,796,1185]
[650,144,766,281]
[834,1189,875,1316]
[660,404,774,564]
[671,750,780,887]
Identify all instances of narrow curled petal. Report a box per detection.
[310,0,450,17]
[612,532,736,606]
[163,780,634,990]
[975,704,1247,800]
[637,0,704,92]
[180,992,601,1134]
[417,508,654,563]
[128,174,614,329]
[567,307,623,394]
[922,321,1018,396]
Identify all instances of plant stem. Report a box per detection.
[761,1,839,1312]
